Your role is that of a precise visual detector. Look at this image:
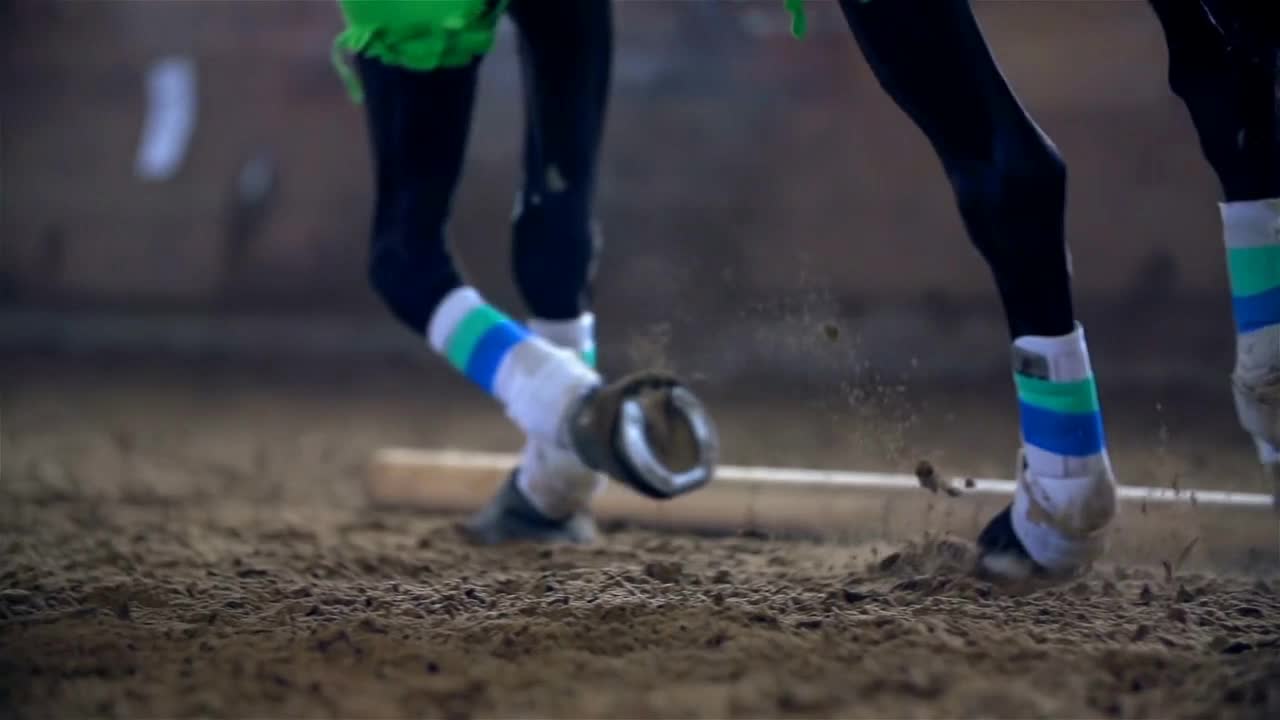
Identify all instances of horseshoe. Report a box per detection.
[615,386,718,499]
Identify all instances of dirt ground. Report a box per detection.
[2,357,1278,719]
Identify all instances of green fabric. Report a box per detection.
[340,0,492,29]
[445,305,507,372]
[786,0,875,40]
[785,0,807,38]
[332,0,509,103]
[1014,374,1101,415]
[1227,245,1280,297]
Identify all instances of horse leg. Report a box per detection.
[355,51,714,534]
[836,0,1116,577]
[466,0,614,541]
[1150,0,1280,507]
[1151,0,1279,203]
[508,0,610,334]
[358,54,595,454]
[359,56,478,336]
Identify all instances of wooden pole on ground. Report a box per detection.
[368,447,1279,572]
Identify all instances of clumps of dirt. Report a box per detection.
[914,459,961,497]
[4,364,1279,719]
[866,535,977,578]
[5,493,1280,720]
[642,560,685,584]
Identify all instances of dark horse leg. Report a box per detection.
[1151,0,1279,203]
[835,0,1116,577]
[508,0,611,331]
[465,0,616,544]
[359,55,478,336]
[1148,0,1280,506]
[354,14,715,540]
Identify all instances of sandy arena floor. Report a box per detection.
[2,358,1278,718]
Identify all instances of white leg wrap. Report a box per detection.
[517,441,604,520]
[529,314,596,359]
[515,314,606,519]
[1010,325,1117,572]
[1233,324,1280,455]
[1011,453,1117,572]
[494,340,599,450]
[1223,200,1280,459]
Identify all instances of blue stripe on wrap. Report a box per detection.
[1018,401,1105,457]
[464,321,529,393]
[1233,285,1280,333]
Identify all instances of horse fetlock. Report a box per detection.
[1233,379,1280,449]
[516,440,605,521]
[1233,324,1280,446]
[1011,464,1115,574]
[1018,463,1117,540]
[1008,468,1111,573]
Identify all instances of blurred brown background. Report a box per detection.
[2,0,1236,386]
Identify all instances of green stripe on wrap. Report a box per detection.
[445,306,506,372]
[1014,374,1100,415]
[1227,245,1280,297]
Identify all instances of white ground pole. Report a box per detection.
[368,448,1279,572]
[135,55,197,182]
[375,448,1274,508]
